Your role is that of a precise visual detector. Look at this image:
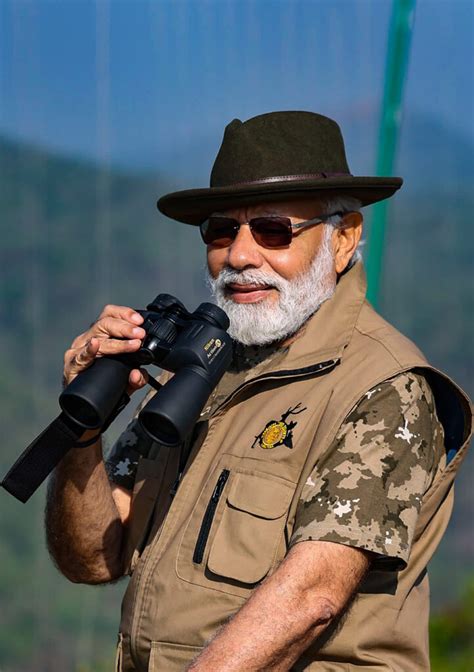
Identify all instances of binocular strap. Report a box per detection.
[1,413,86,503]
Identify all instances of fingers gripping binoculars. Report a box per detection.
[2,294,233,502]
[60,294,232,445]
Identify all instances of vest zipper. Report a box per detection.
[193,469,230,565]
[129,357,339,664]
[213,358,340,416]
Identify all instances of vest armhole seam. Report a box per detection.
[313,366,436,468]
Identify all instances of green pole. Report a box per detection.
[365,0,416,308]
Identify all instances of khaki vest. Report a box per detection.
[116,263,472,672]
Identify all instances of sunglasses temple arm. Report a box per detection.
[291,211,346,230]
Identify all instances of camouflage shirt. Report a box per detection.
[106,357,445,569]
[290,371,446,569]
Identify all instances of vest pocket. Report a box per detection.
[148,641,203,671]
[207,471,294,584]
[176,466,294,597]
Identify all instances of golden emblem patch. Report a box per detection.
[252,403,307,450]
[261,421,287,449]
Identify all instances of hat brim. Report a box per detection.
[157,175,403,225]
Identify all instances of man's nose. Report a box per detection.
[225,224,264,270]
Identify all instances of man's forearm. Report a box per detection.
[189,585,333,671]
[187,541,370,671]
[45,437,125,584]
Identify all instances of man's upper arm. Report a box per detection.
[291,371,445,570]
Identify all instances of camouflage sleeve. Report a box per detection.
[104,378,167,490]
[104,418,155,490]
[290,371,446,570]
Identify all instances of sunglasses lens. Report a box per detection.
[201,216,293,248]
[201,217,238,246]
[251,217,292,247]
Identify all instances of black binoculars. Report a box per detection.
[1,294,232,503]
[60,294,233,446]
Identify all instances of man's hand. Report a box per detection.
[46,304,150,584]
[63,304,148,393]
[187,540,371,671]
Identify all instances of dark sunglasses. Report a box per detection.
[200,211,344,248]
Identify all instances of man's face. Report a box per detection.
[205,199,362,346]
[206,199,333,305]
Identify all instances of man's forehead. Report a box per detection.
[213,198,327,220]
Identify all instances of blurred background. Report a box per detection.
[0,0,472,670]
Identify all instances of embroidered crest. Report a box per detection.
[252,403,307,450]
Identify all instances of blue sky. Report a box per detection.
[0,0,472,182]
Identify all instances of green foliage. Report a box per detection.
[430,579,474,671]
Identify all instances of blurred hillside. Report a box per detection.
[0,126,472,670]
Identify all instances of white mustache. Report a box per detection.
[205,223,336,345]
[211,267,286,294]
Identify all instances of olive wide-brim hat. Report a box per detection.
[157,111,402,225]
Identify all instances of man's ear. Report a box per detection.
[332,212,363,274]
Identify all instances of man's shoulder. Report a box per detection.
[353,300,427,367]
[352,370,435,412]
[342,370,438,441]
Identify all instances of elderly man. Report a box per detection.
[46,112,472,671]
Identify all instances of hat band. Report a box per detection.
[215,172,353,188]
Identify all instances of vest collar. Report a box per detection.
[214,261,368,418]
[269,260,367,372]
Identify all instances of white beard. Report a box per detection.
[206,225,337,346]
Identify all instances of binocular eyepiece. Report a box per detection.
[59,294,232,446]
